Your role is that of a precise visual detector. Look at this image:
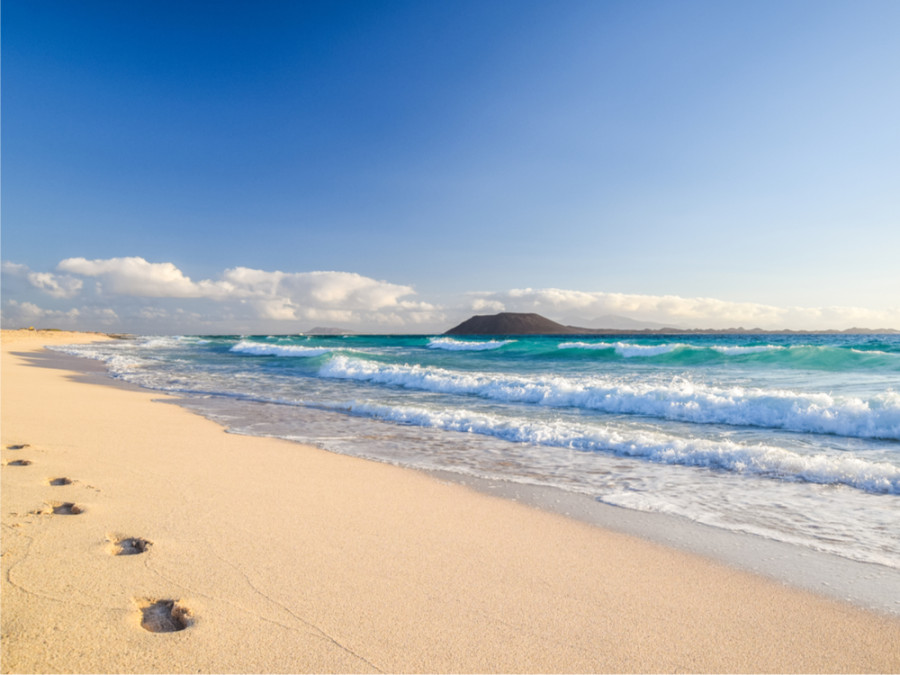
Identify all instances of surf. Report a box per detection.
[319,355,900,440]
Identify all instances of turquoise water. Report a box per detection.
[56,333,900,568]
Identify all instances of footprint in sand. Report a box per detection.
[47,477,73,486]
[30,501,84,515]
[109,536,152,556]
[137,599,192,633]
[52,501,83,515]
[5,459,33,466]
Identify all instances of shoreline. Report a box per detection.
[3,329,900,673]
[35,336,900,615]
[171,398,900,618]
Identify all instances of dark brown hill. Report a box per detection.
[444,312,581,335]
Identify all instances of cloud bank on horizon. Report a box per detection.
[3,257,898,333]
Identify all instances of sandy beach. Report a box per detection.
[2,329,899,673]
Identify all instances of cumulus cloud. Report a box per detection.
[1,300,81,326]
[25,272,83,298]
[221,267,429,315]
[58,257,232,298]
[2,261,83,298]
[50,256,443,328]
[467,288,900,330]
[2,262,29,276]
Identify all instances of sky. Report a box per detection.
[2,0,899,333]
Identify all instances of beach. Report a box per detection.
[2,329,900,673]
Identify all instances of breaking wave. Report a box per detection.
[229,341,332,357]
[427,337,515,351]
[320,355,900,440]
[339,400,900,494]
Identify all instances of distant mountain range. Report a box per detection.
[303,326,349,335]
[444,312,899,335]
[586,314,681,330]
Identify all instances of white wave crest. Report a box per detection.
[428,337,514,351]
[230,341,331,357]
[558,341,784,357]
[48,344,150,376]
[340,400,900,494]
[711,345,784,355]
[613,342,685,357]
[851,348,898,357]
[558,341,685,357]
[558,341,615,350]
[319,356,900,440]
[140,336,187,349]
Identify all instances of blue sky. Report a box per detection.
[3,0,899,332]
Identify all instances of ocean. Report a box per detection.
[55,333,900,573]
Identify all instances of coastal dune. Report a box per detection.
[2,329,899,673]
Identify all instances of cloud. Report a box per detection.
[467,288,900,329]
[221,267,426,315]
[2,262,29,276]
[51,256,443,327]
[1,300,81,326]
[6,257,897,332]
[2,261,83,298]
[25,272,84,298]
[58,257,232,298]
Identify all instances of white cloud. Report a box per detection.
[1,300,81,326]
[467,288,900,330]
[89,307,120,324]
[251,297,299,321]
[6,257,897,332]
[222,267,422,311]
[58,257,232,298]
[51,257,444,328]
[2,262,29,276]
[138,307,170,320]
[26,271,83,298]
[469,297,506,313]
[1,262,83,298]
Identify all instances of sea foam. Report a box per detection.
[320,355,900,440]
[230,341,332,357]
[558,341,685,357]
[339,400,900,494]
[428,337,514,351]
[559,341,785,357]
